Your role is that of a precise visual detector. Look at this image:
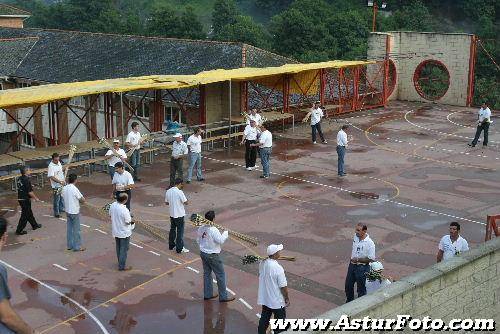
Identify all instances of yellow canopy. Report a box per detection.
[0,60,372,108]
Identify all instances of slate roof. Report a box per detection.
[0,4,30,16]
[0,27,296,83]
[0,37,37,77]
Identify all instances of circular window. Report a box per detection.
[413,60,450,101]
[387,59,397,97]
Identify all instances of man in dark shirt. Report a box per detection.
[16,167,42,235]
[0,217,34,333]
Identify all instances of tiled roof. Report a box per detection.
[0,37,37,77]
[0,4,30,16]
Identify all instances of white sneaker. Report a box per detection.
[313,141,317,144]
[181,247,190,253]
[323,141,328,144]
[246,167,252,171]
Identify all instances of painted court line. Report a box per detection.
[148,251,161,256]
[52,264,68,271]
[239,298,253,310]
[168,258,182,265]
[94,228,107,235]
[81,223,90,228]
[130,242,143,249]
[186,266,200,274]
[226,288,236,296]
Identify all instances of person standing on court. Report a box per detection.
[251,123,272,179]
[109,193,134,271]
[310,101,327,144]
[61,173,86,252]
[437,222,469,262]
[0,217,35,333]
[336,125,349,177]
[246,108,263,126]
[196,210,235,302]
[257,244,289,334]
[47,152,65,218]
[165,178,189,253]
[126,122,142,181]
[15,166,42,235]
[112,162,134,211]
[186,128,205,184]
[170,133,188,188]
[105,139,127,179]
[345,223,375,302]
[469,102,492,147]
[241,119,260,171]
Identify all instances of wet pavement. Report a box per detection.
[0,101,498,333]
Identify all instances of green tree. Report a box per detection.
[214,15,270,48]
[212,0,238,35]
[147,5,205,39]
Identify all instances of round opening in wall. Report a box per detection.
[413,60,450,101]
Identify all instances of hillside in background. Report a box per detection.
[3,0,498,107]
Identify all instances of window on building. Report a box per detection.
[164,106,182,124]
[15,82,30,88]
[21,131,35,147]
[70,96,86,108]
[97,95,105,111]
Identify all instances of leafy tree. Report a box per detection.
[381,0,437,31]
[214,15,270,48]
[147,5,205,39]
[212,0,239,35]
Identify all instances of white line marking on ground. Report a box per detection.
[0,260,110,334]
[0,209,14,212]
[239,298,253,310]
[81,223,90,228]
[168,258,182,265]
[148,251,161,256]
[256,313,261,318]
[130,242,143,249]
[52,264,68,271]
[186,266,200,274]
[213,279,217,284]
[59,218,66,221]
[94,228,107,235]
[227,288,236,296]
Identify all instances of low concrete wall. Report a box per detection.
[291,237,500,333]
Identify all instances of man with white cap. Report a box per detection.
[169,133,188,188]
[105,139,128,179]
[257,244,289,334]
[365,261,392,295]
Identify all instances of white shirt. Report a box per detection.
[126,131,141,149]
[47,161,64,189]
[478,107,491,123]
[439,235,469,261]
[61,183,83,215]
[172,141,188,158]
[109,201,133,238]
[258,259,287,309]
[259,130,273,148]
[244,125,259,141]
[197,225,229,254]
[165,187,187,218]
[366,278,391,295]
[310,108,324,125]
[112,171,134,192]
[337,129,348,147]
[351,234,376,261]
[106,148,127,167]
[187,134,202,154]
[247,113,262,125]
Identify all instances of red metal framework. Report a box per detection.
[413,59,450,101]
[247,76,284,111]
[485,215,500,241]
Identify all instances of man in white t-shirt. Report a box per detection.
[61,173,86,252]
[246,109,262,126]
[109,193,134,271]
[310,102,327,144]
[251,123,272,179]
[196,210,235,302]
[105,139,127,179]
[47,152,65,218]
[241,119,260,170]
[186,128,205,183]
[365,261,392,295]
[257,244,289,334]
[170,133,189,188]
[112,162,135,210]
[437,222,469,262]
[165,178,189,253]
[469,102,492,147]
[125,122,142,181]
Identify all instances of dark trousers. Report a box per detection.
[345,262,370,302]
[115,190,131,211]
[245,140,257,168]
[170,158,183,187]
[115,237,130,270]
[336,145,346,175]
[471,122,489,146]
[258,305,287,334]
[169,216,185,253]
[16,200,38,233]
[311,123,325,143]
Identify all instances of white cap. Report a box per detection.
[370,261,384,271]
[267,244,283,256]
[173,133,182,138]
[113,139,120,143]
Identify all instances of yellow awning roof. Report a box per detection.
[0,60,372,108]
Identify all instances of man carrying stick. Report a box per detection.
[112,162,134,211]
[169,133,188,188]
[47,152,65,218]
[105,139,127,179]
[126,122,142,181]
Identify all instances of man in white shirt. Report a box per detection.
[186,128,205,183]
[47,152,65,218]
[125,122,142,181]
[105,139,128,179]
[241,119,260,170]
[469,102,492,147]
[112,162,135,210]
[196,210,235,302]
[437,222,469,262]
[336,125,349,177]
[345,223,375,302]
[109,193,134,271]
[365,261,392,295]
[257,244,289,334]
[251,123,272,179]
[246,108,262,126]
[61,173,86,252]
[310,102,327,144]
[165,178,189,253]
[169,133,188,188]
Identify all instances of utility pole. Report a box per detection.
[368,1,387,32]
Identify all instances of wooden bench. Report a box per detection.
[140,147,161,164]
[202,132,244,150]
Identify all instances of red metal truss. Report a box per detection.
[2,105,44,153]
[247,76,283,111]
[122,91,152,133]
[62,98,100,142]
[162,86,199,123]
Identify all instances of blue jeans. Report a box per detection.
[130,150,140,180]
[260,147,272,177]
[345,262,370,302]
[187,152,202,181]
[66,213,81,251]
[169,216,185,253]
[336,145,346,175]
[108,166,115,179]
[200,252,228,300]
[52,188,64,216]
[115,237,130,270]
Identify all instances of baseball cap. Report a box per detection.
[267,244,283,256]
[113,139,120,143]
[370,261,384,271]
[173,133,182,138]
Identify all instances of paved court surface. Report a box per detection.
[0,101,498,333]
